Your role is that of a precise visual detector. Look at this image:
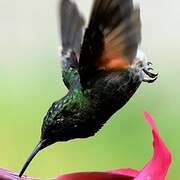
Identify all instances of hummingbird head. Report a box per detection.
[19,98,80,177]
[40,99,73,142]
[19,100,66,177]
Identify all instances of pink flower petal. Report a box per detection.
[0,168,21,180]
[0,168,41,180]
[110,168,139,177]
[55,171,133,180]
[0,169,133,180]
[0,168,20,180]
[134,112,172,180]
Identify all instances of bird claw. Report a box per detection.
[143,61,158,83]
[147,61,153,66]
[147,67,153,71]
[143,76,158,83]
[143,69,158,79]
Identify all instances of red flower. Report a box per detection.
[0,112,172,180]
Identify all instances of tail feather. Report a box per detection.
[60,0,85,54]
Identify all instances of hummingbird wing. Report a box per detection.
[60,0,85,57]
[79,0,141,87]
[59,0,85,89]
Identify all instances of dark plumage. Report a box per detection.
[19,0,157,177]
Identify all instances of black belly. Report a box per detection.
[76,68,142,139]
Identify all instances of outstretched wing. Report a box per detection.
[79,0,141,87]
[59,0,85,89]
[60,0,85,56]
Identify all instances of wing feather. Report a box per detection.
[79,0,141,85]
[60,0,85,54]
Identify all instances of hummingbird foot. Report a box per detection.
[142,62,158,83]
[133,49,158,83]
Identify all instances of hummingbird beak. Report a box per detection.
[19,139,47,177]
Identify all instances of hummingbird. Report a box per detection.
[19,0,157,177]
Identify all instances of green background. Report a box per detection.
[0,0,179,179]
